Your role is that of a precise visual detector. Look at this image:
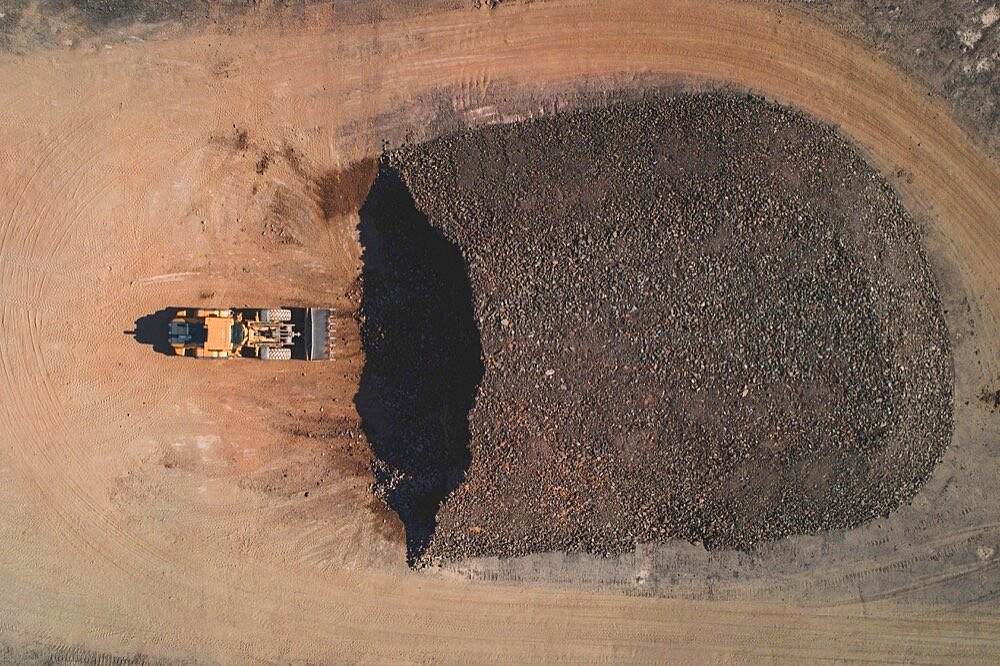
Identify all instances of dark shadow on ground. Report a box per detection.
[127,307,179,356]
[355,159,484,564]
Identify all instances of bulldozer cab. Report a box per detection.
[204,315,238,353]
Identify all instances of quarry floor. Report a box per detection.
[0,0,998,661]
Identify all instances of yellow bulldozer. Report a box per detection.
[168,307,334,360]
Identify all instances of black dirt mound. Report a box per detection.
[365,91,954,563]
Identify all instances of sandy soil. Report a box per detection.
[0,0,998,661]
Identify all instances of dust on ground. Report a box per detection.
[0,0,998,662]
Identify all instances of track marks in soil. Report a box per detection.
[0,0,998,660]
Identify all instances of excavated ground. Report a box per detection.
[360,92,954,563]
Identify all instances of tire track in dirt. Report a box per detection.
[694,522,1000,604]
[0,77,229,584]
[0,0,997,661]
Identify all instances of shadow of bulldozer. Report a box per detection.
[126,307,180,356]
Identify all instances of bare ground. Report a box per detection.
[0,0,998,661]
[3,0,998,158]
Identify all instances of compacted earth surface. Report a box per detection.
[4,0,1000,659]
[359,92,954,563]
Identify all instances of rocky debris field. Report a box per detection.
[363,92,953,563]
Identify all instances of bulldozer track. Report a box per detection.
[0,0,997,661]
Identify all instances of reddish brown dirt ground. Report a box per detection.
[0,0,997,661]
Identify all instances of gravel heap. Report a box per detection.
[373,92,953,562]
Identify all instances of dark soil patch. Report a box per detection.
[980,387,1000,412]
[233,125,249,151]
[62,0,205,27]
[255,151,271,175]
[778,0,1000,157]
[261,156,377,245]
[274,147,377,222]
[314,160,378,220]
[0,4,24,50]
[369,91,953,564]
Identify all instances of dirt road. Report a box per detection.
[0,0,998,661]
